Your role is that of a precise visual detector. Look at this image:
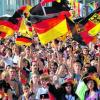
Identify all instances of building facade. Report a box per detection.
[0,0,41,16]
[69,0,100,18]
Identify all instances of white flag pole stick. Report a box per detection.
[40,1,46,16]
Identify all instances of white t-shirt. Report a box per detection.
[13,55,20,64]
[65,95,75,100]
[4,57,13,66]
[35,87,48,100]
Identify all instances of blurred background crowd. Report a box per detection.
[0,35,100,100]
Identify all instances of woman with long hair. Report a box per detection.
[84,75,100,100]
[61,78,78,100]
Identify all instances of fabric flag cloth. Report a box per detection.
[0,32,6,39]
[66,17,86,45]
[15,36,32,46]
[79,7,100,36]
[33,13,68,45]
[30,1,70,16]
[12,5,32,18]
[75,80,88,100]
[29,11,71,24]
[0,17,18,38]
[18,18,33,38]
[41,0,61,6]
[28,13,59,24]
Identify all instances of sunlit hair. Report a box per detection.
[1,71,9,79]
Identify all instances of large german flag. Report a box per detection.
[33,14,68,45]
[15,36,32,46]
[79,7,100,36]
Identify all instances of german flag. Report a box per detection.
[66,17,94,45]
[15,36,32,46]
[33,13,68,45]
[0,17,18,38]
[79,7,100,36]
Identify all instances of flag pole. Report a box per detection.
[40,2,46,16]
[41,6,46,16]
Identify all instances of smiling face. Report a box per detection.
[73,62,81,74]
[87,80,95,90]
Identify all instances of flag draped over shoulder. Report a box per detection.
[0,17,18,38]
[15,36,32,46]
[79,7,100,36]
[33,13,68,45]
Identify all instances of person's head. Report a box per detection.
[8,67,17,80]
[31,61,38,73]
[73,62,81,74]
[5,48,12,56]
[40,75,50,87]
[83,63,91,72]
[25,46,30,55]
[87,79,98,91]
[1,71,10,81]
[22,83,30,95]
[82,47,89,55]
[62,78,75,95]
[22,58,30,69]
[50,62,58,73]
[66,45,73,54]
[13,45,21,54]
[31,74,39,83]
[64,83,73,94]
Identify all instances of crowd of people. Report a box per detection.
[0,34,100,100]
